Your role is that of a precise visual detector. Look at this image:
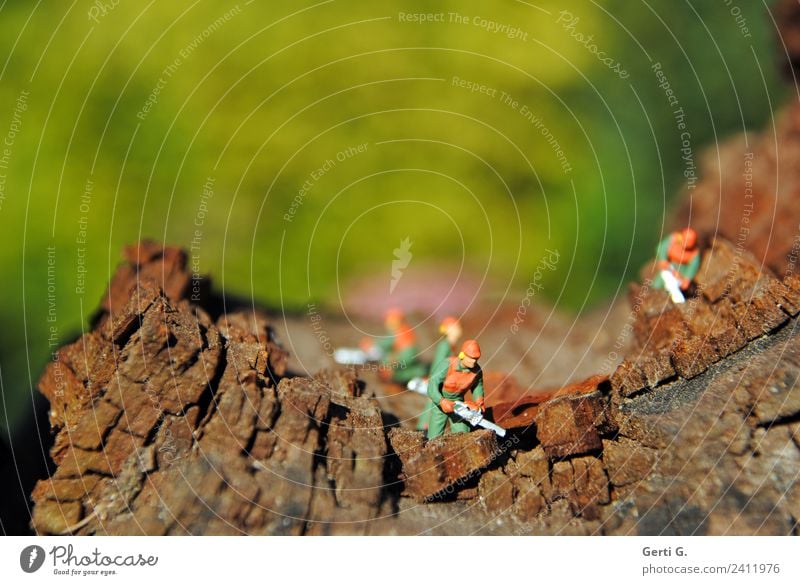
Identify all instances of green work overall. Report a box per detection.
[417,338,456,431]
[426,357,484,440]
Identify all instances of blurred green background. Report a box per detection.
[0,0,786,432]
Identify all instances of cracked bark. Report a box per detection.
[29,155,800,536]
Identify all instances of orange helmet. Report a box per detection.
[680,227,698,248]
[459,339,481,360]
[384,307,404,327]
[439,316,460,334]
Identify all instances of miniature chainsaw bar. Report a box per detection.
[333,346,383,365]
[660,269,686,304]
[406,376,428,395]
[453,401,506,437]
[408,380,505,436]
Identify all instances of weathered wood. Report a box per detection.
[398,430,500,501]
[29,236,800,535]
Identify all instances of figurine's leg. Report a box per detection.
[449,418,471,434]
[392,361,427,384]
[427,407,448,439]
[416,403,433,431]
[391,367,413,385]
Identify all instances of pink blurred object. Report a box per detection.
[341,264,485,321]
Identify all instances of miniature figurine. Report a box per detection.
[356,308,427,384]
[652,227,701,303]
[433,317,463,368]
[426,339,485,439]
[416,316,463,431]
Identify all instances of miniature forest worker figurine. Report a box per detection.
[432,317,463,369]
[417,316,463,431]
[365,308,427,384]
[426,339,485,440]
[652,227,701,304]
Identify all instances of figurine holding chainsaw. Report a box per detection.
[426,339,485,439]
[416,316,463,431]
[652,227,701,304]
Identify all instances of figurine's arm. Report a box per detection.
[430,340,450,374]
[472,369,485,400]
[427,359,449,406]
[373,335,394,355]
[686,251,701,279]
[655,237,672,273]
